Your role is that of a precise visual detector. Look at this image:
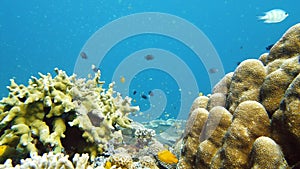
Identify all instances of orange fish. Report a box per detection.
[157,150,178,164]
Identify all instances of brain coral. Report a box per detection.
[0,68,139,162]
[178,23,300,168]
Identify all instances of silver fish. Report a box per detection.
[258,9,288,23]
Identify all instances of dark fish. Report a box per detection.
[133,90,137,95]
[265,44,274,51]
[80,51,88,59]
[91,64,100,73]
[237,61,241,66]
[145,54,154,61]
[92,68,100,73]
[148,91,154,96]
[209,68,219,74]
[141,94,148,99]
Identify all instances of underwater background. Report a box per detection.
[1,0,299,122]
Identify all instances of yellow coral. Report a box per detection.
[157,150,178,164]
[0,68,139,163]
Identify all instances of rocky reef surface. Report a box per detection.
[0,23,299,169]
[178,23,300,169]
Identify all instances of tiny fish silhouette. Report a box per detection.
[80,51,88,59]
[141,94,148,99]
[209,68,219,74]
[266,44,274,51]
[148,91,154,96]
[145,54,154,61]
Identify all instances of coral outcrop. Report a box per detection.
[195,106,232,168]
[178,23,300,168]
[0,68,139,162]
[0,22,299,169]
[249,136,289,169]
[0,152,93,169]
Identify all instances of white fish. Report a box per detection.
[258,9,288,23]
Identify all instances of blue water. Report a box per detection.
[0,1,299,121]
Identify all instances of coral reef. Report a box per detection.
[110,151,134,168]
[0,68,139,162]
[134,126,156,145]
[0,22,299,169]
[178,108,209,169]
[178,23,300,168]
[139,156,159,169]
[0,152,93,169]
[226,59,266,113]
[195,106,232,168]
[210,101,270,168]
[249,136,289,169]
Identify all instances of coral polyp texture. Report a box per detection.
[178,23,300,168]
[0,68,139,162]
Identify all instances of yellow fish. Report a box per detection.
[104,160,112,169]
[157,150,178,164]
[0,145,7,156]
[120,76,126,83]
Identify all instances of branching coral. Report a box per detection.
[0,68,139,162]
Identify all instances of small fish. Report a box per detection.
[258,9,288,23]
[141,94,148,99]
[148,91,154,96]
[91,64,100,72]
[87,74,92,78]
[133,90,137,95]
[209,68,219,74]
[120,76,126,83]
[266,44,274,51]
[145,54,154,61]
[157,150,178,164]
[80,51,88,59]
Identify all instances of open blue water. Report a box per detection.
[0,1,299,121]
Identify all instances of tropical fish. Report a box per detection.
[145,54,154,61]
[104,160,112,169]
[209,68,219,74]
[258,9,288,23]
[141,94,148,99]
[80,51,88,59]
[157,150,178,164]
[266,44,275,51]
[120,76,126,83]
[91,64,100,72]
